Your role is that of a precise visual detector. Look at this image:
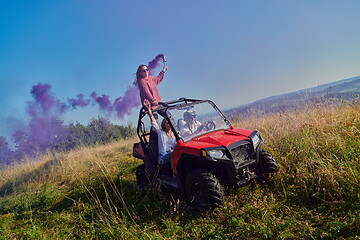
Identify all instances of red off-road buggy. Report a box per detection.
[133,98,278,210]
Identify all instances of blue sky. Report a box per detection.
[1,0,360,142]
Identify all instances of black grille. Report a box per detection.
[230,144,251,163]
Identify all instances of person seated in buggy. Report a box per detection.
[180,110,208,137]
[143,99,176,169]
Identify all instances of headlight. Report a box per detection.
[252,134,260,147]
[208,149,226,158]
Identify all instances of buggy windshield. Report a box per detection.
[168,101,230,142]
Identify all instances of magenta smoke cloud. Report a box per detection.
[10,82,140,156]
[90,85,141,117]
[5,53,165,157]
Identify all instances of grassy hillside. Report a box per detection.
[0,101,359,239]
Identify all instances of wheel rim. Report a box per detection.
[191,181,208,207]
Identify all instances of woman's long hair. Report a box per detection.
[133,64,148,86]
[161,119,169,132]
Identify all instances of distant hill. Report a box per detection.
[225,76,360,118]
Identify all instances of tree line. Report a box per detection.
[0,117,135,166]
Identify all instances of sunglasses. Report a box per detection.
[141,68,149,73]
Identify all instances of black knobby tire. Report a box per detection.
[256,149,279,181]
[185,169,224,211]
[136,164,150,191]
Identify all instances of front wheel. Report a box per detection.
[255,149,279,182]
[185,169,224,211]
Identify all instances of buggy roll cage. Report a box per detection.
[136,98,230,146]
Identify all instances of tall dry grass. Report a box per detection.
[0,138,150,238]
[0,101,359,239]
[1,138,137,192]
[232,101,360,206]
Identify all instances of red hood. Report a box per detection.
[180,128,253,149]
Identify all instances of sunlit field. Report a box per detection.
[0,101,359,239]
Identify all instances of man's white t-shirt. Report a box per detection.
[180,120,202,136]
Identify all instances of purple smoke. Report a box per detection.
[12,83,71,155]
[68,94,91,109]
[114,85,141,119]
[91,86,140,118]
[30,83,55,114]
[148,53,164,76]
[90,92,114,115]
[27,83,79,115]
[90,53,164,115]
[7,53,164,157]
[10,82,140,156]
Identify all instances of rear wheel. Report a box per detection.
[255,149,279,182]
[136,164,150,191]
[185,169,224,211]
